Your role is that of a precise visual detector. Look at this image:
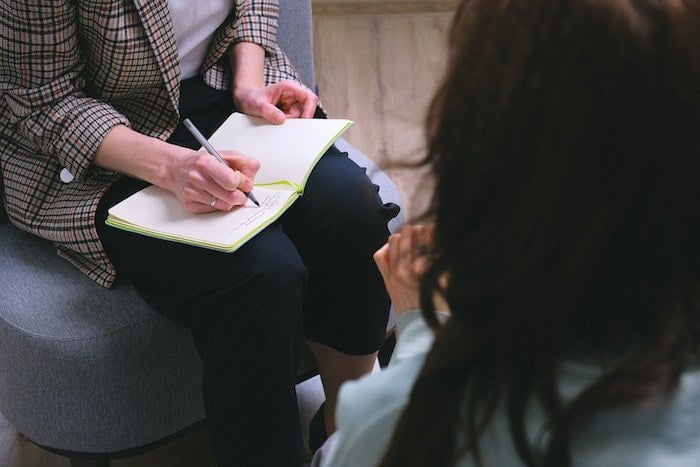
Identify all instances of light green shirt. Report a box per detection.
[319,310,700,467]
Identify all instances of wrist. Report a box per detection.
[232,85,252,108]
[229,42,266,106]
[232,82,264,109]
[94,127,189,189]
[155,142,191,192]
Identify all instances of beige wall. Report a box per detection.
[313,0,459,15]
[313,0,457,218]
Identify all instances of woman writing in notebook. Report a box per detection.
[0,1,398,465]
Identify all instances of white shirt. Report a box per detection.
[167,0,235,80]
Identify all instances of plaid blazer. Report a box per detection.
[0,0,301,287]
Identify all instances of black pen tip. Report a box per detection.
[247,192,261,206]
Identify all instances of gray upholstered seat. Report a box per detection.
[0,229,205,454]
[0,1,404,463]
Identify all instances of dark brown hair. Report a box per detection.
[380,1,700,466]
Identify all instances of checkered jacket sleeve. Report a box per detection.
[232,0,280,56]
[0,0,130,183]
[202,0,301,90]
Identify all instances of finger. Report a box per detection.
[203,158,254,193]
[373,244,390,280]
[410,225,425,254]
[409,226,433,276]
[206,195,235,212]
[414,224,435,250]
[199,178,248,208]
[180,190,218,214]
[284,81,318,118]
[260,102,286,124]
[195,155,254,202]
[236,172,254,193]
[398,228,415,274]
[196,154,243,191]
[275,81,318,119]
[220,151,261,179]
[183,185,236,211]
[283,101,303,119]
[388,233,401,276]
[409,225,433,257]
[300,90,319,119]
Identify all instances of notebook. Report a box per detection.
[106,112,353,252]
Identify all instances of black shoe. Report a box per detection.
[308,402,328,455]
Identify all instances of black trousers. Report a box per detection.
[95,77,399,466]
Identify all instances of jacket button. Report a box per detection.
[60,168,75,183]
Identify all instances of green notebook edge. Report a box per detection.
[105,192,300,253]
[253,119,353,192]
[297,119,354,193]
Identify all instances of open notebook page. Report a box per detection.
[107,185,297,251]
[206,113,352,188]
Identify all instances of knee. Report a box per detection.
[243,238,308,304]
[242,251,307,341]
[253,249,307,297]
[309,161,395,242]
[196,242,307,343]
[332,188,394,250]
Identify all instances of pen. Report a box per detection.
[182,118,260,207]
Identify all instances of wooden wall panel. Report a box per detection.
[313,0,460,15]
[314,8,454,217]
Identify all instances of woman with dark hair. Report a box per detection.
[319,0,700,466]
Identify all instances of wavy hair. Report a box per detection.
[380,1,700,466]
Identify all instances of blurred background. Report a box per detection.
[314,0,457,218]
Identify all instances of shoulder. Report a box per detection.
[571,367,700,467]
[321,353,428,467]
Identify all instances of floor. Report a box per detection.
[0,2,455,466]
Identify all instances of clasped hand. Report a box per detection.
[374,225,449,316]
[234,80,319,124]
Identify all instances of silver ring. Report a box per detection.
[210,195,217,207]
[413,245,430,256]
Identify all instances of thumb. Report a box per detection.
[260,103,286,124]
[373,244,390,279]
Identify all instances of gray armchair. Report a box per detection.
[0,2,403,466]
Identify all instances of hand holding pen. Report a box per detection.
[183,118,261,209]
[162,118,260,214]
